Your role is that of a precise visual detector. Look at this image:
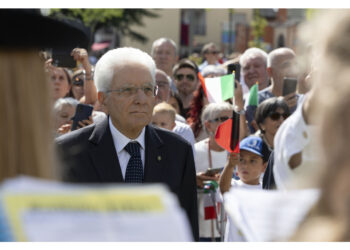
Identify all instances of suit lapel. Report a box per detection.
[144,125,165,182]
[88,117,124,182]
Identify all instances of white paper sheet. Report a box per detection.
[223,188,320,241]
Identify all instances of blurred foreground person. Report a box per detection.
[0,50,57,182]
[292,10,350,241]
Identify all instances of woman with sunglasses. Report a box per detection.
[254,97,290,151]
[254,97,290,189]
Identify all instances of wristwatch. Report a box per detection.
[234,106,245,115]
[84,68,94,81]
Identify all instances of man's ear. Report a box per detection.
[98,92,107,106]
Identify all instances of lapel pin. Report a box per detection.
[157,156,162,161]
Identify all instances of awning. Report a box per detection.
[91,42,110,51]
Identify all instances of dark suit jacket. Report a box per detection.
[56,116,199,241]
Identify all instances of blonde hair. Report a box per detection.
[153,102,176,121]
[0,50,57,182]
[292,10,350,241]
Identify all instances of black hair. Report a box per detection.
[254,97,290,133]
[261,140,271,163]
[172,58,199,77]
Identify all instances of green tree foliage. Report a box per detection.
[49,9,159,43]
[248,9,268,51]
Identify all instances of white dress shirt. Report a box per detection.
[109,117,146,179]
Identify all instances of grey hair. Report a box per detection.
[267,47,296,68]
[53,97,79,113]
[94,47,156,93]
[151,37,178,57]
[201,65,226,77]
[201,102,234,127]
[155,68,170,84]
[239,47,268,67]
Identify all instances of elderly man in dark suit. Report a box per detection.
[56,47,199,241]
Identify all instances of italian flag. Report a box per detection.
[203,192,221,220]
[198,73,234,103]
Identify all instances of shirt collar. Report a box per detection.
[109,117,145,153]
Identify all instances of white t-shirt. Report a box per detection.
[173,121,196,157]
[194,138,228,238]
[273,95,321,190]
[225,179,262,242]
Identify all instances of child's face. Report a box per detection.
[237,150,267,185]
[152,112,176,131]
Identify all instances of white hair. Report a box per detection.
[267,47,296,68]
[201,65,226,77]
[151,37,178,57]
[53,97,79,113]
[94,47,156,93]
[239,47,268,67]
[201,102,234,127]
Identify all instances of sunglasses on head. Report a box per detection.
[210,116,230,123]
[268,112,289,121]
[175,74,195,82]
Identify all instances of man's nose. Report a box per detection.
[134,88,149,104]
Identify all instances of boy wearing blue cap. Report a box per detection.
[220,136,269,193]
[219,136,269,241]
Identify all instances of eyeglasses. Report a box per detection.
[107,85,158,97]
[174,74,195,82]
[268,112,289,121]
[156,81,169,89]
[209,116,230,123]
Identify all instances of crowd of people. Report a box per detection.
[3,9,350,242]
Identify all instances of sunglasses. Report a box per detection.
[175,74,195,82]
[268,112,289,121]
[210,116,230,123]
[207,50,219,55]
[73,77,84,86]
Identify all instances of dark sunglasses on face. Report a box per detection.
[268,112,289,121]
[175,74,195,82]
[210,116,230,123]
[72,77,84,86]
[207,50,218,55]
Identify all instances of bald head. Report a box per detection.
[267,47,298,88]
[268,48,296,68]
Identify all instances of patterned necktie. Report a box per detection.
[124,141,143,183]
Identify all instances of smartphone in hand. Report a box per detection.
[204,168,223,176]
[71,104,93,131]
[52,49,77,68]
[227,63,241,85]
[282,77,298,96]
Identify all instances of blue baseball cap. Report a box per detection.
[239,136,264,157]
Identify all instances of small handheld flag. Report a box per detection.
[215,110,240,153]
[200,73,235,103]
